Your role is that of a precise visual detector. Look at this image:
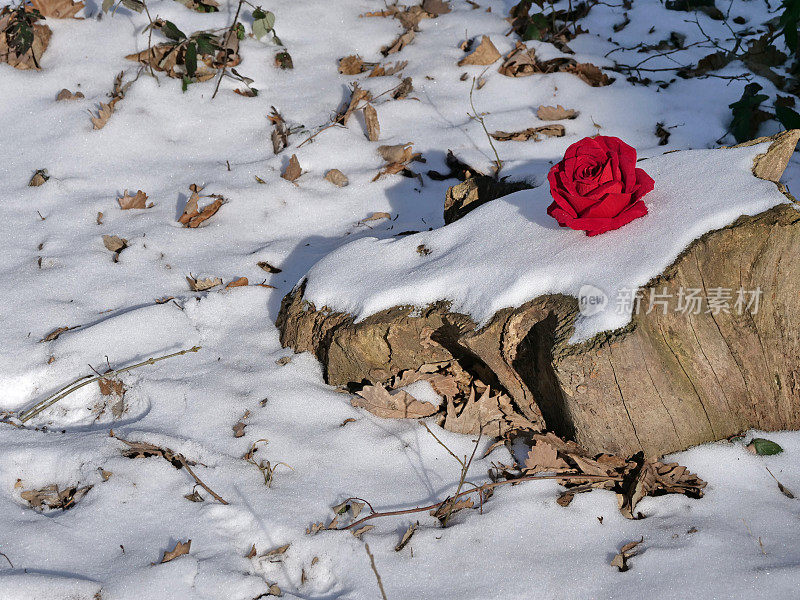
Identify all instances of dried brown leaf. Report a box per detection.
[233,421,246,438]
[56,89,84,101]
[537,104,578,120]
[490,124,564,142]
[458,35,500,66]
[186,275,222,291]
[324,169,349,187]
[28,169,48,186]
[377,143,413,164]
[498,42,538,77]
[102,234,128,253]
[161,540,191,563]
[352,383,438,419]
[117,189,151,209]
[257,261,282,273]
[382,29,415,56]
[281,154,302,182]
[563,62,613,87]
[29,0,84,18]
[351,524,374,539]
[337,83,372,125]
[360,212,390,223]
[178,186,224,228]
[225,277,248,289]
[394,522,417,551]
[364,103,380,141]
[339,55,365,75]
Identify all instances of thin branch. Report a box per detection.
[339,472,622,531]
[212,0,245,99]
[180,459,229,505]
[468,77,502,177]
[18,346,202,423]
[364,543,389,600]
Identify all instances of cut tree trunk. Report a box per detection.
[277,131,800,458]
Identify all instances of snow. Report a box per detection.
[1,0,800,598]
[302,142,790,340]
[396,379,443,407]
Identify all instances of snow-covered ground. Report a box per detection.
[2,0,800,598]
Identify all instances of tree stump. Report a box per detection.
[277,131,800,458]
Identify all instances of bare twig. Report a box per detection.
[18,346,202,423]
[112,432,229,504]
[0,550,12,568]
[212,0,245,99]
[364,543,389,600]
[338,472,622,531]
[468,77,502,177]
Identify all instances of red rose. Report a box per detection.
[547,136,654,236]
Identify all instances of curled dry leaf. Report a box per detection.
[269,107,288,155]
[274,50,293,70]
[370,60,407,78]
[498,42,538,77]
[339,55,365,75]
[324,169,349,187]
[56,89,84,101]
[39,326,72,342]
[381,29,415,56]
[20,483,92,511]
[233,421,246,438]
[178,185,225,227]
[458,35,500,66]
[392,76,413,99]
[281,154,302,182]
[337,83,371,126]
[117,189,152,209]
[364,103,380,141]
[257,261,282,273]
[490,124,565,142]
[161,540,191,563]
[611,537,643,572]
[395,522,417,551]
[537,104,577,120]
[187,275,222,291]
[431,497,474,521]
[352,383,438,419]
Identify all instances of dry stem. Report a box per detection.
[18,346,201,423]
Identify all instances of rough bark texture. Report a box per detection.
[277,131,800,458]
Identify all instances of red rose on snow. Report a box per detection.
[547,136,654,237]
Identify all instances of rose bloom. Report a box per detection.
[547,136,654,236]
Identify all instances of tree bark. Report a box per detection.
[277,131,800,458]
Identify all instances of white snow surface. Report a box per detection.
[2,0,800,598]
[303,142,790,340]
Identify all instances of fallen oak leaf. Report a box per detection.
[377,143,414,164]
[117,189,152,209]
[102,234,128,254]
[336,83,371,126]
[458,35,500,66]
[352,383,438,419]
[537,104,578,120]
[161,540,191,563]
[56,89,84,101]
